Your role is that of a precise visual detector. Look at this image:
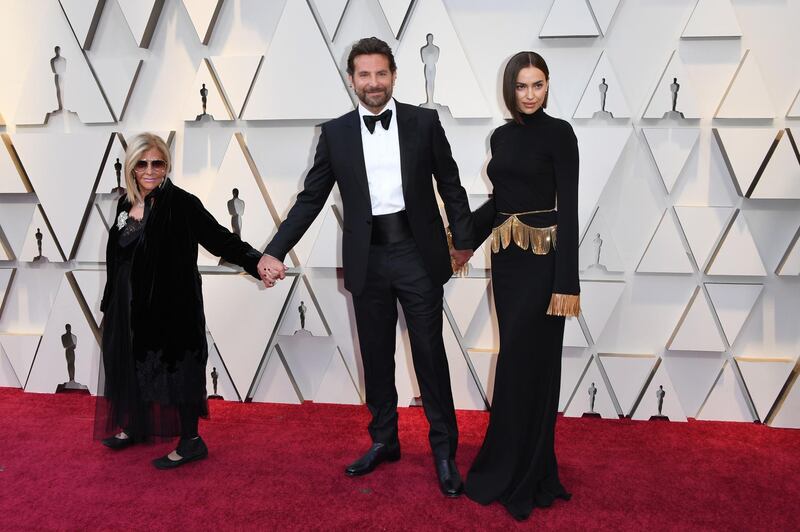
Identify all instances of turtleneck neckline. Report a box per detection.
[519,107,545,124]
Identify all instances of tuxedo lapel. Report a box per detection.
[396,102,418,197]
[344,110,372,204]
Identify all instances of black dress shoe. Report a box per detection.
[101,434,136,450]
[344,442,401,477]
[152,436,208,470]
[435,458,464,498]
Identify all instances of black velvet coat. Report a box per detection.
[101,179,262,367]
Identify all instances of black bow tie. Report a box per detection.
[363,109,392,134]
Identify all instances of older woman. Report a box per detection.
[95,133,270,469]
[464,52,580,520]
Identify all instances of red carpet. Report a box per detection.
[0,387,798,531]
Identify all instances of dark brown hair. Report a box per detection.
[347,37,397,75]
[502,51,550,124]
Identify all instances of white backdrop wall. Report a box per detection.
[0,0,799,427]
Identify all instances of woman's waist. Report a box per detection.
[493,208,556,228]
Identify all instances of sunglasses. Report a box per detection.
[134,159,168,173]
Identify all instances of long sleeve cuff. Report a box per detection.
[546,293,581,317]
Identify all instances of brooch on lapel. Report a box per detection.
[116,211,129,230]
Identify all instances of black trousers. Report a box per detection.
[352,238,458,460]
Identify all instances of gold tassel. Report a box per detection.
[491,215,557,256]
[546,293,581,317]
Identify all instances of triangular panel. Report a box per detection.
[250,346,302,404]
[777,227,800,276]
[181,0,224,45]
[696,360,754,421]
[705,283,763,346]
[580,280,625,343]
[14,7,114,125]
[737,358,795,421]
[636,209,694,274]
[311,0,348,39]
[71,270,106,329]
[378,0,413,38]
[587,0,621,35]
[277,280,329,337]
[643,50,702,119]
[0,203,36,260]
[681,0,742,39]
[564,357,617,419]
[674,206,733,271]
[202,273,293,399]
[279,335,337,400]
[599,353,658,416]
[631,360,688,421]
[707,211,767,276]
[118,0,164,48]
[578,209,624,273]
[573,51,630,119]
[0,140,26,193]
[91,58,142,122]
[243,0,352,120]
[788,88,800,118]
[540,0,599,38]
[559,347,591,412]
[751,130,800,199]
[443,314,486,410]
[199,134,277,265]
[206,333,240,401]
[642,128,700,193]
[564,317,589,348]
[0,342,21,388]
[96,133,127,194]
[468,349,498,406]
[715,50,775,119]
[73,207,109,263]
[573,126,632,235]
[13,132,111,259]
[392,0,491,118]
[209,55,262,119]
[59,0,105,49]
[768,373,800,428]
[712,128,779,196]
[314,347,362,404]
[21,207,63,263]
[0,334,41,389]
[306,205,343,268]
[182,59,231,121]
[26,276,100,394]
[668,287,726,351]
[443,278,490,335]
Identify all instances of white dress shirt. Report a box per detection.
[358,98,405,215]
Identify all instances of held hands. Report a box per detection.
[257,254,287,289]
[450,248,473,274]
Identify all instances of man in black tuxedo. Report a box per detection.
[259,37,474,497]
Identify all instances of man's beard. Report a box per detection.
[357,86,392,109]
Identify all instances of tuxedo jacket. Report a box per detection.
[265,100,474,295]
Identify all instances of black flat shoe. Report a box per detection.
[102,434,136,450]
[152,436,208,470]
[435,458,464,498]
[344,442,401,477]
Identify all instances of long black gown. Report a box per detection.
[465,108,580,521]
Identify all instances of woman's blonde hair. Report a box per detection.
[124,133,171,205]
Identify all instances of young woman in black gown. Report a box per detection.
[464,52,580,521]
[95,133,271,468]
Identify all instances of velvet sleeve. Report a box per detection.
[546,122,581,317]
[186,194,263,279]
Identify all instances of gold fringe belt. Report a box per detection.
[491,208,557,255]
